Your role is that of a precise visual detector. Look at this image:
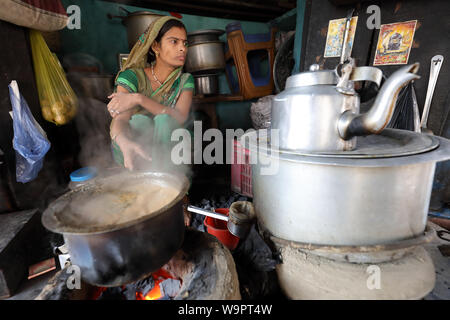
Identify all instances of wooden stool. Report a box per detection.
[224,22,276,100]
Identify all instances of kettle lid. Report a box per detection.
[286,64,338,88]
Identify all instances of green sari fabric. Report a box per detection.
[112,67,194,167]
[110,15,194,169]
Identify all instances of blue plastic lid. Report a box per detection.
[70,167,98,182]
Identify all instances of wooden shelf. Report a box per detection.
[192,94,244,104]
[101,0,295,23]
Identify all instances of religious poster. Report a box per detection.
[373,20,417,66]
[324,16,358,58]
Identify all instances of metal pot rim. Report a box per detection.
[187,41,224,46]
[122,12,164,27]
[187,29,225,37]
[242,129,450,167]
[194,74,219,78]
[125,11,164,18]
[42,171,190,235]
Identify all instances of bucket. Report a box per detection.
[204,208,240,250]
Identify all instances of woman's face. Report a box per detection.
[153,26,188,68]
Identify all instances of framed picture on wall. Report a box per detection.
[324,16,358,58]
[118,53,129,70]
[373,20,417,66]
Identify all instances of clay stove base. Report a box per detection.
[171,227,241,300]
[35,228,241,300]
[275,245,435,300]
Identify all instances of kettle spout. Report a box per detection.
[338,63,420,140]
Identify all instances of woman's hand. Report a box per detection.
[107,92,140,118]
[115,134,152,171]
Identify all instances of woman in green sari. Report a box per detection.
[107,16,194,170]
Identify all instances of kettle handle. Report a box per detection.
[350,66,383,88]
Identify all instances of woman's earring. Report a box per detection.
[155,51,159,57]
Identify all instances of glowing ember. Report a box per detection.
[136,269,179,300]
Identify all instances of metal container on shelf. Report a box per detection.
[185,29,226,75]
[194,74,219,95]
[108,7,163,50]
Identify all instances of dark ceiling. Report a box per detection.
[101,0,297,22]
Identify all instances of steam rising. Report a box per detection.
[74,96,193,181]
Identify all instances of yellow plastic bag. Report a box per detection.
[30,29,77,125]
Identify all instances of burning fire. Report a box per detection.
[136,269,178,300]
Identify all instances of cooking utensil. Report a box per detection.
[185,29,226,75]
[194,74,219,95]
[242,128,450,246]
[185,41,226,74]
[107,8,164,50]
[421,55,444,134]
[187,201,255,239]
[41,171,189,287]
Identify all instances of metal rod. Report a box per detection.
[187,205,229,221]
[340,9,354,65]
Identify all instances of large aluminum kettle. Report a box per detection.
[270,59,420,152]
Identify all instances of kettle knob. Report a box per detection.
[309,64,320,71]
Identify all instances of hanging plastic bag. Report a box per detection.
[30,29,78,125]
[9,81,51,183]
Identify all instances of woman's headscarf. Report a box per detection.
[116,15,183,103]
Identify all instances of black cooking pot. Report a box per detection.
[42,171,189,287]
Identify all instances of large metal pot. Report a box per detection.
[185,30,225,75]
[42,171,189,287]
[185,41,226,74]
[242,129,450,246]
[109,8,163,50]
